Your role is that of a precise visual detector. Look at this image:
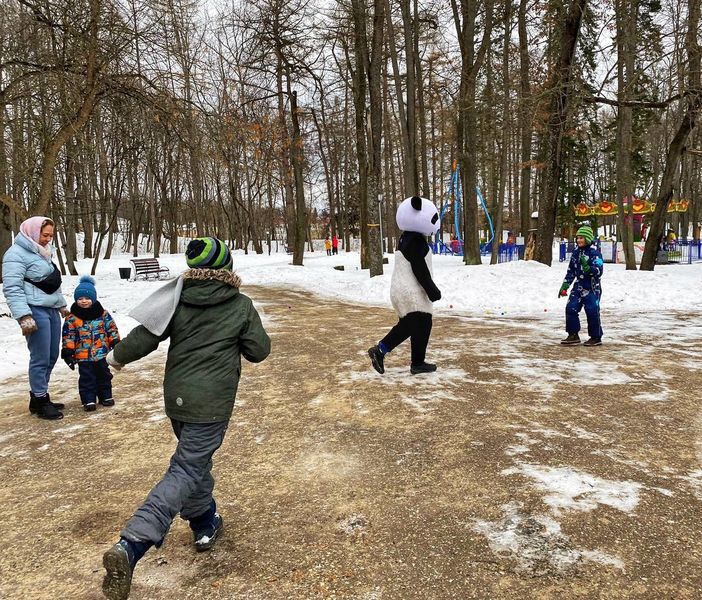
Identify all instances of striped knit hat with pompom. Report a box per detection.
[185,237,232,270]
[576,225,594,244]
[74,275,97,303]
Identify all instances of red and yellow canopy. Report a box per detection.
[574,198,689,216]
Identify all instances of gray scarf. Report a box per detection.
[128,276,184,336]
[128,268,242,336]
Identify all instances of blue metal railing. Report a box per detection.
[559,240,616,263]
[559,239,702,264]
[664,240,702,263]
[432,241,524,263]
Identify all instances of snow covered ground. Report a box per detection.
[1,247,701,384]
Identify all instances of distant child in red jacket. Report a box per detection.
[62,276,120,411]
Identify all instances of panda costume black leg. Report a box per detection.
[368,196,441,375]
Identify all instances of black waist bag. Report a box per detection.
[25,263,62,295]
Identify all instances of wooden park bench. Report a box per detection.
[129,258,170,281]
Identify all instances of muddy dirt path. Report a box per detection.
[0,286,701,599]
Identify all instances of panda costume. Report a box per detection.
[368,196,441,375]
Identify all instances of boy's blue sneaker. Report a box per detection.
[102,538,149,600]
[190,505,224,552]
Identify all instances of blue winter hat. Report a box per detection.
[74,275,97,303]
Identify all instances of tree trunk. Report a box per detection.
[289,90,307,266]
[452,0,494,265]
[615,0,637,269]
[491,0,512,265]
[399,0,418,195]
[367,0,386,277]
[34,0,102,216]
[534,0,588,265]
[518,0,532,238]
[351,0,370,268]
[641,0,701,270]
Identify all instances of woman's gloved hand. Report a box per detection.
[18,315,38,336]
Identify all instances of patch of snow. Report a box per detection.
[52,424,87,435]
[528,427,571,439]
[505,445,531,457]
[562,424,608,442]
[580,550,625,570]
[502,463,642,515]
[472,502,624,576]
[681,470,702,500]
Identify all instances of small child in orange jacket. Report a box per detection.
[62,275,120,411]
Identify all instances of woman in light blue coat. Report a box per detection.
[2,216,68,419]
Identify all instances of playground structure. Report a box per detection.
[433,161,522,262]
[572,198,690,242]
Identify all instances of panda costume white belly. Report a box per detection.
[390,248,435,317]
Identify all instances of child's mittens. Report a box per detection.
[429,288,441,302]
[106,350,123,372]
[18,315,38,336]
[61,349,76,370]
[558,282,569,298]
[579,253,591,273]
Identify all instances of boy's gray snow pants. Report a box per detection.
[121,419,228,546]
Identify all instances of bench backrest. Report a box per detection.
[130,258,163,272]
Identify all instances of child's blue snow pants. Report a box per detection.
[565,289,603,339]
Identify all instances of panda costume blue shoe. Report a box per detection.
[368,196,441,375]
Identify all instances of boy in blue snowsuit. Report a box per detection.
[559,225,604,346]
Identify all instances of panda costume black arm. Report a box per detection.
[398,231,441,302]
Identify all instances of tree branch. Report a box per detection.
[584,92,684,109]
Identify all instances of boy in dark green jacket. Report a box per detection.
[101,237,271,600]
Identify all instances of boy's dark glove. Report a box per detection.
[579,253,591,273]
[61,349,76,370]
[558,282,569,298]
[429,288,441,302]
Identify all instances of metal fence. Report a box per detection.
[559,240,617,263]
[559,239,702,264]
[431,241,524,263]
[661,240,702,264]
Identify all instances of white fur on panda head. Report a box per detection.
[396,196,440,236]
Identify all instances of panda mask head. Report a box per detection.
[396,196,440,236]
